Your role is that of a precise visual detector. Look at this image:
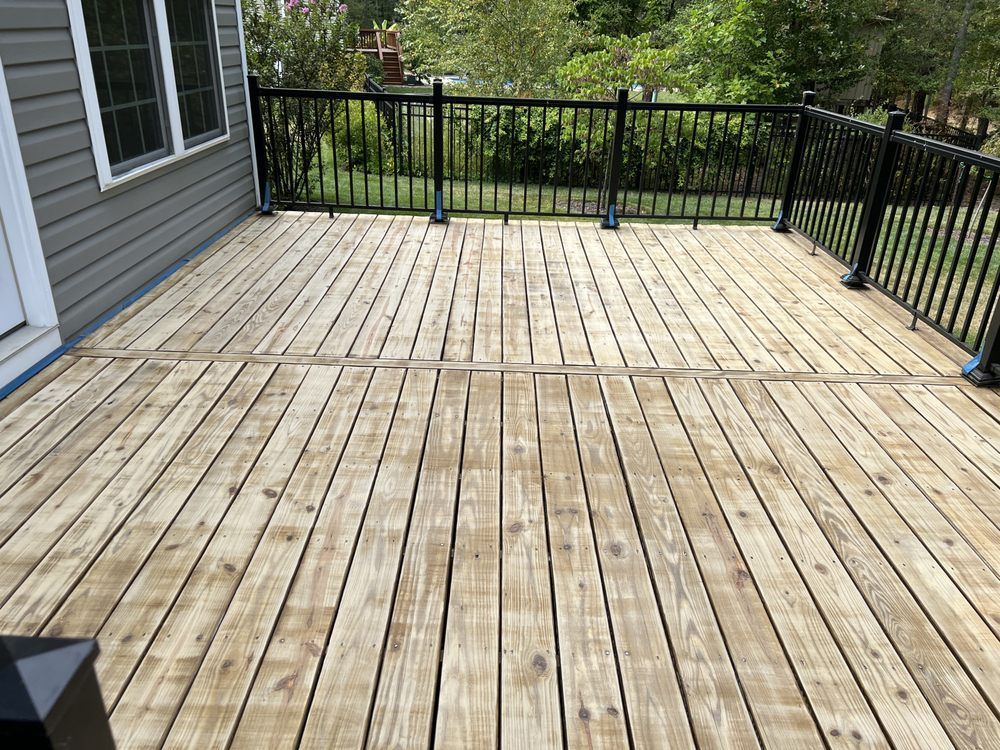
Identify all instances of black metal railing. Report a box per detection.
[247,75,1000,385]
[779,97,1000,385]
[248,75,797,224]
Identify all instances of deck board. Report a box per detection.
[2,212,998,749]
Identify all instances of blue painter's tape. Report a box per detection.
[962,352,982,377]
[0,209,257,399]
[0,346,67,401]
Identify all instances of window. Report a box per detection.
[83,0,169,173]
[168,0,224,145]
[69,0,229,187]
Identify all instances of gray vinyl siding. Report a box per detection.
[0,0,256,339]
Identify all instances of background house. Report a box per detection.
[0,0,258,391]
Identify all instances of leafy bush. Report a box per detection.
[334,100,396,174]
[243,0,368,200]
[242,0,366,90]
[556,34,677,100]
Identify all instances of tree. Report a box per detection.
[557,34,677,99]
[400,0,576,95]
[937,0,975,119]
[874,0,965,117]
[574,0,646,36]
[667,0,878,103]
[242,0,367,89]
[954,1,999,124]
[242,0,368,199]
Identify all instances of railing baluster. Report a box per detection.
[724,111,746,218]
[912,159,960,306]
[552,106,563,213]
[650,109,670,216]
[878,147,922,286]
[329,98,340,207]
[538,106,548,214]
[935,166,984,323]
[709,111,731,219]
[373,98,385,208]
[670,110,685,217]
[478,105,486,212]
[948,172,996,332]
[961,204,1000,343]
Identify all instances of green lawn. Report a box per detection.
[796,196,999,345]
[300,163,779,223]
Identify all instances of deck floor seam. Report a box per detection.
[69,347,974,386]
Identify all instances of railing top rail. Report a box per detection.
[256,84,803,113]
[629,101,801,113]
[439,93,617,109]
[890,130,1000,171]
[256,85,433,103]
[803,105,884,135]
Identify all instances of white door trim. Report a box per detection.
[0,48,61,388]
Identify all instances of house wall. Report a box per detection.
[0,0,256,340]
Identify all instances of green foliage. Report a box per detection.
[333,101,396,173]
[400,0,577,95]
[574,0,645,36]
[955,2,1000,121]
[667,0,877,103]
[242,0,368,200]
[981,134,1000,157]
[366,55,386,84]
[242,0,367,89]
[875,0,959,102]
[556,34,677,99]
[574,0,688,36]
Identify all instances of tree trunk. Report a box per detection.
[911,90,927,122]
[976,117,990,149]
[938,0,975,121]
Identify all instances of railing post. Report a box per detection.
[963,299,1000,386]
[430,79,447,223]
[247,74,272,214]
[840,110,906,287]
[773,90,816,232]
[601,87,628,229]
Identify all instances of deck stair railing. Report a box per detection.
[355,29,404,85]
[246,76,1000,385]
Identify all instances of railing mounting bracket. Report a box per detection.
[840,264,868,288]
[962,354,1000,387]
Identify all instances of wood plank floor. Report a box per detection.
[3,213,999,749]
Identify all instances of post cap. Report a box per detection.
[0,636,99,723]
[887,109,907,130]
[802,91,817,106]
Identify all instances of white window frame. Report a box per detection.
[67,0,231,191]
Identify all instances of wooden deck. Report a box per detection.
[1,213,998,749]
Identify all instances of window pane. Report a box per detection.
[167,0,222,144]
[83,0,169,172]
